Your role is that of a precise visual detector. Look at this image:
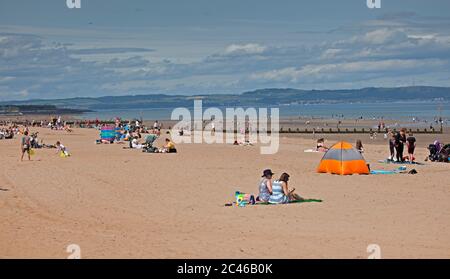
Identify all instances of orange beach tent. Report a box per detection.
[317,141,369,175]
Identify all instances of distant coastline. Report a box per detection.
[0,105,90,116]
[0,86,449,121]
[1,86,449,111]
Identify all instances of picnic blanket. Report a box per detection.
[370,166,407,175]
[304,149,320,153]
[225,198,322,207]
[255,199,323,205]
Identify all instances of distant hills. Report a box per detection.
[0,105,89,115]
[1,86,449,111]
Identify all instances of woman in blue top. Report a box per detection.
[269,173,303,204]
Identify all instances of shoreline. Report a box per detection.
[1,114,447,135]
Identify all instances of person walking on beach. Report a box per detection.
[394,129,407,162]
[20,131,31,161]
[406,132,416,162]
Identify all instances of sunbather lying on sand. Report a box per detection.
[233,140,253,146]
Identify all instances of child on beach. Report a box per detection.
[56,141,70,157]
[406,133,416,162]
[20,131,31,161]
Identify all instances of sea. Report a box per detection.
[76,101,450,123]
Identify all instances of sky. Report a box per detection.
[1,0,450,101]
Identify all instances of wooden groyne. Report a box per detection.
[277,127,444,134]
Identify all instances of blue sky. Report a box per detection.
[1,0,450,100]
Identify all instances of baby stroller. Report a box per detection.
[428,141,449,162]
[142,134,158,153]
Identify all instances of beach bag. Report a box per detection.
[235,191,255,207]
[28,149,35,156]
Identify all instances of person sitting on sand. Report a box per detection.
[257,169,274,202]
[316,138,328,152]
[161,138,177,153]
[131,136,145,149]
[268,173,303,204]
[356,139,364,153]
[20,131,32,161]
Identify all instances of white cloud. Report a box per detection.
[250,59,448,83]
[2,12,450,101]
[224,43,267,56]
[357,28,408,45]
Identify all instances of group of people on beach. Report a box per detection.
[314,128,417,163]
[0,127,14,140]
[19,130,69,161]
[388,128,416,162]
[95,118,177,153]
[19,116,74,132]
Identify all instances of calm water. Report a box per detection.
[77,101,449,122]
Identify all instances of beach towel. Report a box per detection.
[255,199,323,205]
[370,166,407,175]
[225,198,322,207]
[304,149,320,153]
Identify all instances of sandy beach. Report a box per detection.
[1,124,449,259]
